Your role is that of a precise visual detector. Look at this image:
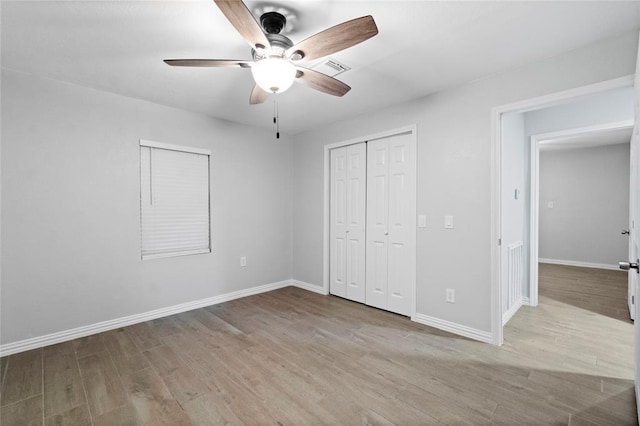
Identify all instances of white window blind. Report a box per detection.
[140,140,211,260]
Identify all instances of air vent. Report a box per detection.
[311,58,351,77]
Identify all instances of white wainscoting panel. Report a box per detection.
[503,242,524,325]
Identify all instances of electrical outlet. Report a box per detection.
[240,256,247,267]
[446,289,455,303]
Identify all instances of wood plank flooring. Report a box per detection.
[539,262,632,323]
[1,264,636,425]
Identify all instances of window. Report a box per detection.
[140,140,211,260]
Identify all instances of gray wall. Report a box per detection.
[524,87,635,137]
[1,69,293,344]
[292,32,638,334]
[539,143,630,266]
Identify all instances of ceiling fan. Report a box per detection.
[164,0,378,105]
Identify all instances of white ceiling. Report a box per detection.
[540,126,632,151]
[3,1,640,134]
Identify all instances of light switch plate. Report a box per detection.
[445,215,454,229]
[418,215,427,228]
[446,289,455,303]
[548,201,554,209]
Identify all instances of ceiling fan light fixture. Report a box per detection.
[251,57,296,94]
[164,1,378,104]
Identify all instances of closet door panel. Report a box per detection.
[346,143,367,303]
[387,133,416,316]
[366,138,390,309]
[367,239,388,309]
[330,147,347,297]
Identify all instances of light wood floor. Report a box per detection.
[539,263,633,323]
[1,264,636,425]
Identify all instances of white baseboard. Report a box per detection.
[539,258,620,271]
[637,384,640,423]
[502,298,523,325]
[413,313,493,344]
[1,279,498,356]
[0,279,292,357]
[291,279,328,295]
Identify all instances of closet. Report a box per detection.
[329,132,416,316]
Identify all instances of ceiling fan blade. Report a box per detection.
[287,16,378,62]
[214,0,270,50]
[250,84,269,105]
[164,59,251,68]
[295,67,351,97]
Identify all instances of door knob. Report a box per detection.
[622,229,630,235]
[619,260,639,273]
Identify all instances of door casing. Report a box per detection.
[528,121,634,310]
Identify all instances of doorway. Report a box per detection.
[529,122,633,313]
[491,75,636,345]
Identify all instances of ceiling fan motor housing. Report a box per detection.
[252,33,293,60]
[260,11,287,34]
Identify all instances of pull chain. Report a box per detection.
[273,99,280,139]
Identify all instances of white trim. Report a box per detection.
[413,313,493,344]
[323,125,418,319]
[539,258,621,271]
[491,75,634,116]
[502,298,523,325]
[291,279,328,295]
[490,74,634,347]
[0,279,292,357]
[490,102,503,346]
[637,384,640,424]
[324,125,417,151]
[529,135,540,307]
[142,248,211,261]
[529,120,633,305]
[139,139,211,156]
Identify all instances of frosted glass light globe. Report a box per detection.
[251,58,296,94]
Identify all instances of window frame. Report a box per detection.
[139,139,212,260]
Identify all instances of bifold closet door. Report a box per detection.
[330,143,366,303]
[366,134,416,316]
